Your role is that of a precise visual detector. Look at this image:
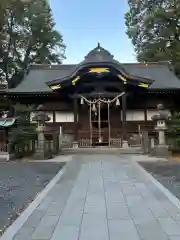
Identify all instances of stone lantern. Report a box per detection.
[151,104,170,156]
[32,105,50,159]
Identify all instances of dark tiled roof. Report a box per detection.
[9,64,76,93]
[8,62,180,93]
[123,62,180,89]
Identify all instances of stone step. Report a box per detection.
[62,147,142,155]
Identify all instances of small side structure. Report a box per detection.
[0,117,17,161]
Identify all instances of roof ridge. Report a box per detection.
[123,61,170,65]
[29,61,171,68]
[29,64,77,70]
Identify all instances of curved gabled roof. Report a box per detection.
[46,43,153,87]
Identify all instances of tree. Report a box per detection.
[167,112,180,151]
[0,0,66,86]
[125,0,180,75]
[8,104,36,158]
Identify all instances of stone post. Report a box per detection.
[59,125,63,151]
[151,138,155,148]
[141,131,149,154]
[32,107,50,159]
[35,125,45,159]
[158,126,165,145]
[151,104,170,157]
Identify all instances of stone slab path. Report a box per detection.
[4,155,180,240]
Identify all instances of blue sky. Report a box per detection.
[50,0,136,64]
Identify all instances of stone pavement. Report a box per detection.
[4,154,180,240]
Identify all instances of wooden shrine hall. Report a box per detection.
[5,43,180,147]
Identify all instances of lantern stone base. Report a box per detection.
[122,141,129,149]
[150,144,170,157]
[0,152,10,161]
[33,149,46,160]
[73,141,79,149]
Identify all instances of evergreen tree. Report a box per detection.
[0,0,66,85]
[125,0,180,75]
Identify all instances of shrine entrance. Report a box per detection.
[46,43,153,148]
[79,93,124,147]
[91,104,108,146]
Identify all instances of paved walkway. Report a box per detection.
[4,155,180,240]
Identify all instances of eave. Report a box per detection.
[46,62,154,91]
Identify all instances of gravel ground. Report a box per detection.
[139,161,180,200]
[0,162,65,231]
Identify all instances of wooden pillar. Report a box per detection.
[122,92,127,143]
[144,108,147,123]
[144,100,148,123]
[7,104,15,117]
[53,111,56,123]
[73,97,78,142]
